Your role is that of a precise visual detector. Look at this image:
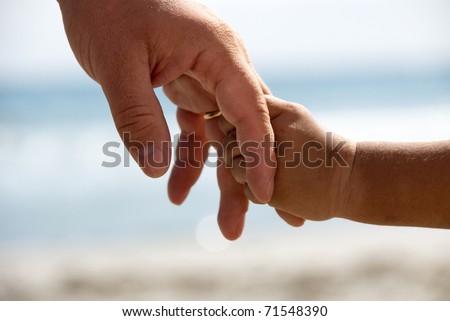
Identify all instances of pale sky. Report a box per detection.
[1,0,449,84]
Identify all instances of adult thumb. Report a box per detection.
[101,63,171,178]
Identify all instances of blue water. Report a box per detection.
[2,69,449,123]
[1,69,449,247]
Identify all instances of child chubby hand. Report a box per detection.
[219,95,356,224]
[220,95,450,229]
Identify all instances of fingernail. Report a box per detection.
[265,178,274,203]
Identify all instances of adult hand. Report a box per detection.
[58,0,275,203]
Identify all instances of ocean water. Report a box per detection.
[1,69,450,248]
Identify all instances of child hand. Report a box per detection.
[220,96,356,223]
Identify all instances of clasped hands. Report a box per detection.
[60,0,450,237]
[164,90,357,240]
[58,0,354,240]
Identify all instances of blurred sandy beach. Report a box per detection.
[1,227,449,301]
[1,0,450,302]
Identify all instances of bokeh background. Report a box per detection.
[1,0,450,300]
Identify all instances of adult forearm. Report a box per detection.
[340,140,450,229]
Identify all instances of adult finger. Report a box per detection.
[215,63,276,204]
[205,117,248,240]
[164,76,218,203]
[218,96,286,136]
[101,54,171,178]
[168,108,209,205]
[217,162,249,240]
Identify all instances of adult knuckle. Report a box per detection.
[113,104,157,138]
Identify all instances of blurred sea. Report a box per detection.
[1,69,450,248]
